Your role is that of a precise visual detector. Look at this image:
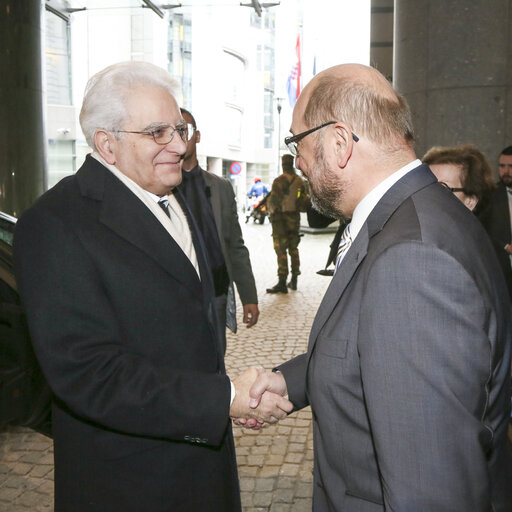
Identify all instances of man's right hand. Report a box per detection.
[237,370,290,429]
[229,368,292,428]
[249,370,288,409]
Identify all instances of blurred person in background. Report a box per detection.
[178,108,259,354]
[472,145,512,299]
[266,154,308,293]
[247,176,269,198]
[422,143,495,214]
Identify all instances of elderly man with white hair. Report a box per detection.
[13,61,291,512]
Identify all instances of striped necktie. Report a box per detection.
[335,223,352,272]
[158,197,171,218]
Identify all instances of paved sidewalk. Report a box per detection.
[1,219,335,511]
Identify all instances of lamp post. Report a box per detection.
[275,97,283,174]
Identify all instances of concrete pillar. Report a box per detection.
[370,0,394,80]
[0,0,46,217]
[394,0,512,166]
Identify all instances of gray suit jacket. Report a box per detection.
[280,164,512,511]
[202,170,257,328]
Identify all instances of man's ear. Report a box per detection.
[94,130,116,165]
[195,129,201,144]
[333,122,355,169]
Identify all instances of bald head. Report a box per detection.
[299,63,414,150]
[313,63,396,98]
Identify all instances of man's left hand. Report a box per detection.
[243,304,259,328]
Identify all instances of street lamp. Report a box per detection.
[275,97,283,174]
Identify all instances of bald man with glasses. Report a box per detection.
[245,63,512,512]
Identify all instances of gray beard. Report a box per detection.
[307,143,348,221]
[310,193,343,220]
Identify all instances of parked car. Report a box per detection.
[0,211,52,436]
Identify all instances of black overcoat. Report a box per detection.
[14,155,241,512]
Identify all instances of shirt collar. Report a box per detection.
[350,159,421,240]
[144,189,168,204]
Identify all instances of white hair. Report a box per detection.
[79,61,181,150]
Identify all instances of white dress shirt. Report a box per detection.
[349,159,422,242]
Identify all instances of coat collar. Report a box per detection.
[308,164,436,348]
[76,155,208,300]
[76,156,225,371]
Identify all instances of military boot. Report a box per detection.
[266,278,288,294]
[287,275,298,290]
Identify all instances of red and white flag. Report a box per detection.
[286,34,301,107]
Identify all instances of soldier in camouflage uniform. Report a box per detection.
[266,154,308,293]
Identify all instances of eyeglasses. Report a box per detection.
[439,182,466,194]
[115,123,189,145]
[284,121,359,156]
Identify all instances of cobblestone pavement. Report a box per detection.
[0,218,335,511]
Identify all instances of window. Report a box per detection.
[223,50,245,106]
[168,14,192,108]
[0,216,15,248]
[47,140,76,189]
[45,12,71,105]
[224,106,243,147]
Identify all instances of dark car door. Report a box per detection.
[0,213,52,437]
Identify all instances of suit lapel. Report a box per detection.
[77,156,203,299]
[308,225,369,351]
[308,164,437,354]
[77,156,225,371]
[173,187,216,301]
[174,186,226,371]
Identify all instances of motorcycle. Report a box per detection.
[245,194,269,224]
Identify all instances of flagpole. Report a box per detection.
[276,97,283,174]
[298,23,303,96]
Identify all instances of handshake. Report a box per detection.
[229,367,293,429]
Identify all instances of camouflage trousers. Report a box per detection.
[270,212,301,279]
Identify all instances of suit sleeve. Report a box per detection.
[277,353,309,410]
[14,206,231,447]
[220,180,258,305]
[358,241,498,511]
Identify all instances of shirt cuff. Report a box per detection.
[230,380,236,406]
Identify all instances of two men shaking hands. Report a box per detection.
[230,367,291,428]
